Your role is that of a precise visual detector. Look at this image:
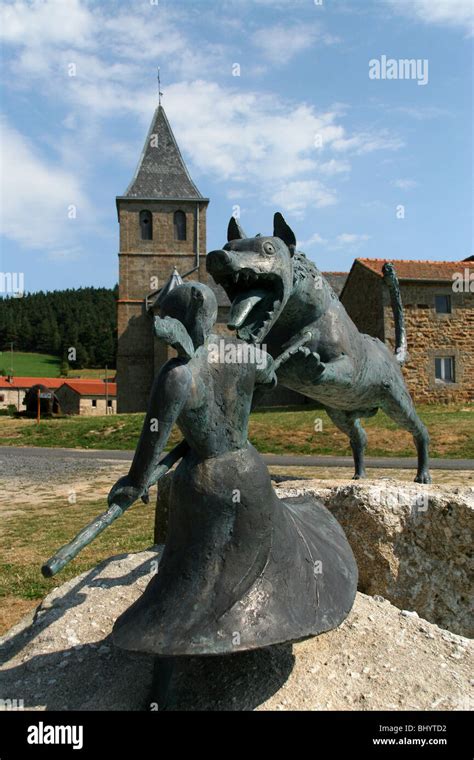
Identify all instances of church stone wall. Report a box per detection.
[117,199,208,413]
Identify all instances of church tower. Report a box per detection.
[116,105,209,412]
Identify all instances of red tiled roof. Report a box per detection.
[0,377,65,389]
[61,381,117,397]
[0,376,117,392]
[357,258,473,281]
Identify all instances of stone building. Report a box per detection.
[0,377,64,412]
[341,258,474,404]
[116,105,209,412]
[0,377,117,415]
[56,380,117,416]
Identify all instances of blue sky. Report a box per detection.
[0,0,472,294]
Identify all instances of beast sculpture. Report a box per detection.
[207,213,431,483]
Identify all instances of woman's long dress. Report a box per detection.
[112,442,357,656]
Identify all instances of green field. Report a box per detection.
[0,492,155,635]
[0,351,112,379]
[67,368,115,379]
[0,404,472,458]
[0,351,61,377]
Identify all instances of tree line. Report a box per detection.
[0,286,118,369]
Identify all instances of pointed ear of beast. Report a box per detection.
[273,212,296,254]
[227,216,248,242]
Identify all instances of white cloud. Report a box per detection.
[298,232,327,249]
[332,129,404,155]
[270,180,337,217]
[298,231,371,252]
[161,81,402,214]
[0,0,405,226]
[319,159,351,176]
[0,118,90,254]
[252,22,338,65]
[0,0,93,47]
[384,0,474,35]
[392,178,419,190]
[0,1,224,87]
[335,233,371,246]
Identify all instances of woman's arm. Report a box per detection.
[108,359,192,509]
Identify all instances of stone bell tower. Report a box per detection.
[116,104,209,412]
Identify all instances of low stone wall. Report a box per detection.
[276,479,473,638]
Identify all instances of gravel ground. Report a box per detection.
[0,449,472,510]
[0,450,117,485]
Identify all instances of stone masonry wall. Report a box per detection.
[78,398,116,416]
[118,200,207,300]
[384,282,474,404]
[0,387,26,411]
[116,199,208,412]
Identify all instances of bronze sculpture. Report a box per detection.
[106,281,357,656]
[207,213,431,484]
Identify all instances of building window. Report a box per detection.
[435,294,451,314]
[0,394,4,402]
[107,399,112,407]
[139,210,153,241]
[174,210,186,241]
[435,357,455,383]
[92,399,97,407]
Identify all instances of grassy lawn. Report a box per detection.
[0,351,112,379]
[0,351,61,377]
[0,494,155,635]
[67,368,115,379]
[0,404,472,458]
[251,404,474,459]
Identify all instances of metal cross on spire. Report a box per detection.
[157,67,163,106]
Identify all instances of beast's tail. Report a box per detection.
[382,262,407,365]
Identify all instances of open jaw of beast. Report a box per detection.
[206,235,293,344]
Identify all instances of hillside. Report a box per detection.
[0,286,117,370]
[0,351,61,377]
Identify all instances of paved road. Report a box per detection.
[0,445,472,471]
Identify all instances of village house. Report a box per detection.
[340,258,474,404]
[0,377,117,415]
[55,380,117,416]
[0,377,64,412]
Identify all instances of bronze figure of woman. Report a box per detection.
[108,281,357,656]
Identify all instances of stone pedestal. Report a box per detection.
[0,549,471,711]
[276,479,474,637]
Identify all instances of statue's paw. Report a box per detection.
[303,351,325,378]
[352,471,366,480]
[414,471,432,484]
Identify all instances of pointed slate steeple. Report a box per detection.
[124,106,204,200]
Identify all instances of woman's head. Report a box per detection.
[159,282,218,348]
